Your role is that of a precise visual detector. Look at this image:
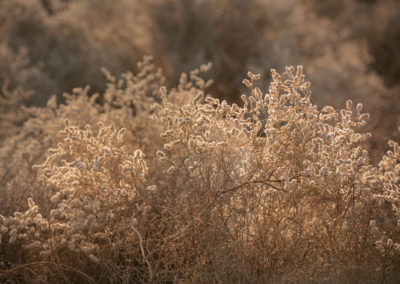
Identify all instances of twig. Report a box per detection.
[130,209,153,282]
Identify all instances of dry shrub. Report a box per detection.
[306,0,400,158]
[0,0,391,105]
[1,0,397,161]
[1,59,400,282]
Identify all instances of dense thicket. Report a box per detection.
[1,0,400,282]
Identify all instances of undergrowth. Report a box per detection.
[1,57,400,283]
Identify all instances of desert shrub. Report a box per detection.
[305,0,400,157]
[0,56,163,216]
[138,0,389,111]
[0,0,391,105]
[1,0,396,161]
[1,60,400,282]
[139,0,396,160]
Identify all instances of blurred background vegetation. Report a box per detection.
[1,0,399,157]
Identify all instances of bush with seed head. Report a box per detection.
[1,60,400,282]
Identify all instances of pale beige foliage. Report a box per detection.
[0,61,399,282]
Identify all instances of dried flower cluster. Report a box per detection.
[1,59,400,282]
[2,0,400,163]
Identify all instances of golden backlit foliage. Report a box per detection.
[1,58,400,282]
[1,0,399,157]
[1,0,400,282]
